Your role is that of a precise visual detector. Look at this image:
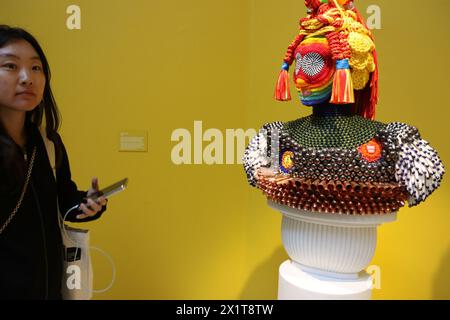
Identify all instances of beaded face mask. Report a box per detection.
[293,37,335,106]
[274,0,379,119]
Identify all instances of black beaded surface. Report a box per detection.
[278,136,398,183]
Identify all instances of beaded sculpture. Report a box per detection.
[243,0,445,215]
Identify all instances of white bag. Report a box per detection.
[59,218,94,300]
[40,128,93,300]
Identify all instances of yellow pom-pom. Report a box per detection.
[348,30,375,90]
[350,52,368,70]
[350,51,374,70]
[348,32,374,54]
[351,69,370,90]
[366,54,375,73]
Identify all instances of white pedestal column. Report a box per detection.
[268,200,397,300]
[278,260,373,300]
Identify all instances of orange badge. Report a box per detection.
[358,139,382,162]
[280,150,295,173]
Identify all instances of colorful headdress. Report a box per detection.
[275,0,378,119]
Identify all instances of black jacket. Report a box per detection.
[0,123,106,299]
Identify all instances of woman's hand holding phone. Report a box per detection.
[76,177,108,219]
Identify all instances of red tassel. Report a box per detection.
[274,69,291,101]
[330,68,354,104]
[367,50,379,120]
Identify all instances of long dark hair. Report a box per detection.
[0,24,61,140]
[0,25,62,190]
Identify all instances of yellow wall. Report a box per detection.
[1,0,449,299]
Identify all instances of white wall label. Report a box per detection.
[119,131,148,152]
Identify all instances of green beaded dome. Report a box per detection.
[284,114,386,149]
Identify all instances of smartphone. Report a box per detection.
[85,178,128,202]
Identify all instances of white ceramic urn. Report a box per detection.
[268,200,397,299]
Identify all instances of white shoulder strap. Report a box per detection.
[39,126,57,180]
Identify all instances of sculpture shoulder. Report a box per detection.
[376,121,421,147]
[260,121,284,132]
[376,121,445,207]
[242,121,284,187]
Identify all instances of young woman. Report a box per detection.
[0,25,108,299]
